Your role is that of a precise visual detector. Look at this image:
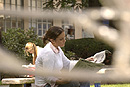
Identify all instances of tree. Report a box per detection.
[43,0,90,12]
[2,28,43,64]
[88,0,102,7]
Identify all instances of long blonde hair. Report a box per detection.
[25,42,37,65]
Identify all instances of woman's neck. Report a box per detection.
[52,43,58,50]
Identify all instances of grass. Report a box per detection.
[90,84,130,87]
[1,80,130,87]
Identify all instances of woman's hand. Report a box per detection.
[85,57,94,61]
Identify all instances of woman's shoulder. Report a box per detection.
[39,45,54,56]
[37,48,54,61]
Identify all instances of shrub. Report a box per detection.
[2,28,43,64]
[65,38,114,59]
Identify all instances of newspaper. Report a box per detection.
[71,58,104,72]
[90,50,106,63]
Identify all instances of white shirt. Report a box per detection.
[35,42,70,87]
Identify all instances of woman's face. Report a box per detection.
[51,32,66,48]
[26,47,34,54]
[28,48,34,54]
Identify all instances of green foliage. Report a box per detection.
[62,47,77,60]
[42,0,89,11]
[65,51,76,60]
[2,28,43,64]
[65,38,113,58]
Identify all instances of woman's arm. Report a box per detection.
[61,48,70,70]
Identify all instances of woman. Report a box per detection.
[35,26,79,87]
[25,42,42,65]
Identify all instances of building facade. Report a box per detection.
[0,0,94,39]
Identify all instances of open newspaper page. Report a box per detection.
[90,50,106,63]
[70,50,109,71]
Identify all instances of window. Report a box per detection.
[11,5,16,10]
[62,20,75,40]
[38,30,42,36]
[28,0,31,6]
[2,0,24,32]
[37,19,52,37]
[32,0,36,7]
[37,0,41,8]
[11,0,15,4]
[17,0,21,5]
[5,0,10,4]
[38,23,41,28]
[5,16,11,28]
[5,3,10,10]
[28,0,53,37]
[18,18,23,28]
[12,21,16,28]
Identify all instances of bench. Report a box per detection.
[2,77,35,87]
[1,62,113,87]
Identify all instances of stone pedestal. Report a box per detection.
[2,78,35,87]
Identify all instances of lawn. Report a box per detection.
[90,84,130,87]
[1,80,130,87]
